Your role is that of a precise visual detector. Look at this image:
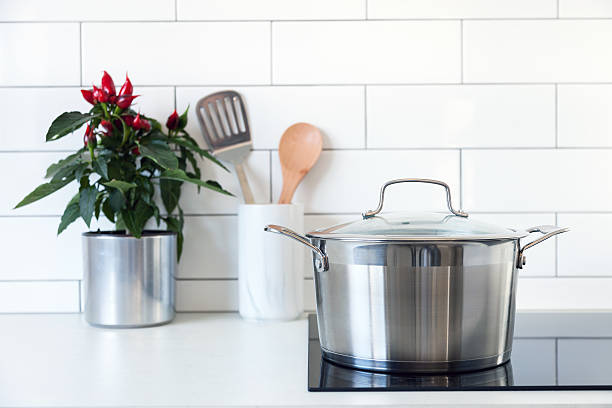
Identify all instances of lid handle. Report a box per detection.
[362,178,468,219]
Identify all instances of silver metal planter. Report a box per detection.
[82,231,176,328]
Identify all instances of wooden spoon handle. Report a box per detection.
[235,163,255,204]
[278,171,301,204]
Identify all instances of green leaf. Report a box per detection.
[160,178,181,214]
[101,197,115,223]
[14,178,72,209]
[58,204,80,234]
[57,194,80,235]
[50,162,82,183]
[92,156,108,180]
[178,106,189,130]
[115,212,126,231]
[121,201,154,238]
[94,192,104,219]
[138,140,178,169]
[46,112,99,142]
[79,186,97,227]
[206,180,223,190]
[165,208,184,261]
[160,169,233,196]
[45,149,85,179]
[102,179,137,194]
[108,189,126,213]
[74,162,90,182]
[171,137,228,172]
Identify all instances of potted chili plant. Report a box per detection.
[15,72,231,327]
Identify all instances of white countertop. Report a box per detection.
[2,312,612,407]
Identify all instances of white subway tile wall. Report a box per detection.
[0,0,610,313]
[463,20,612,83]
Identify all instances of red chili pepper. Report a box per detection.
[118,74,133,97]
[132,113,150,131]
[132,113,144,129]
[93,86,108,103]
[116,94,139,110]
[101,71,116,97]
[81,89,95,105]
[166,109,179,130]
[83,124,95,146]
[100,120,112,136]
[131,146,140,155]
[122,115,134,127]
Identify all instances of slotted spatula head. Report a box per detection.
[195,91,252,164]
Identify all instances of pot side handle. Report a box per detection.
[264,224,329,272]
[517,225,569,269]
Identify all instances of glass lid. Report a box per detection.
[306,179,526,241]
[308,211,525,241]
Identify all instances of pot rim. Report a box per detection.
[82,230,177,238]
[305,231,527,242]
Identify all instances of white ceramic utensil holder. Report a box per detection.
[238,203,304,320]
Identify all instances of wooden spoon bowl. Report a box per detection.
[278,123,323,204]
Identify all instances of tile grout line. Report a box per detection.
[460,20,464,84]
[6,82,612,88]
[174,0,178,21]
[555,212,559,277]
[556,0,560,19]
[0,279,82,283]
[459,149,463,209]
[6,146,612,153]
[365,0,369,19]
[364,85,368,148]
[554,84,558,148]
[555,338,559,385]
[269,150,273,203]
[78,280,82,313]
[5,210,612,218]
[78,22,83,87]
[269,22,273,85]
[6,17,612,23]
[173,86,177,111]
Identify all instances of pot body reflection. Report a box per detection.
[320,358,514,389]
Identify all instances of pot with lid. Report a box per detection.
[265,179,568,374]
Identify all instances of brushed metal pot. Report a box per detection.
[266,179,568,373]
[82,230,176,328]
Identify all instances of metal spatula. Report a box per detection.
[196,91,254,204]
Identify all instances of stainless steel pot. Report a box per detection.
[266,179,568,373]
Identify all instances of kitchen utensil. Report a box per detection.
[278,123,323,204]
[238,203,304,321]
[196,91,255,204]
[265,178,569,374]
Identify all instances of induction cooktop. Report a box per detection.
[307,313,612,391]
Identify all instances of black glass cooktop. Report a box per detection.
[308,313,612,391]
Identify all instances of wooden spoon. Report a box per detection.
[278,123,323,204]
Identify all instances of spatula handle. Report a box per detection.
[235,163,255,204]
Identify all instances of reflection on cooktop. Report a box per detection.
[307,313,612,391]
